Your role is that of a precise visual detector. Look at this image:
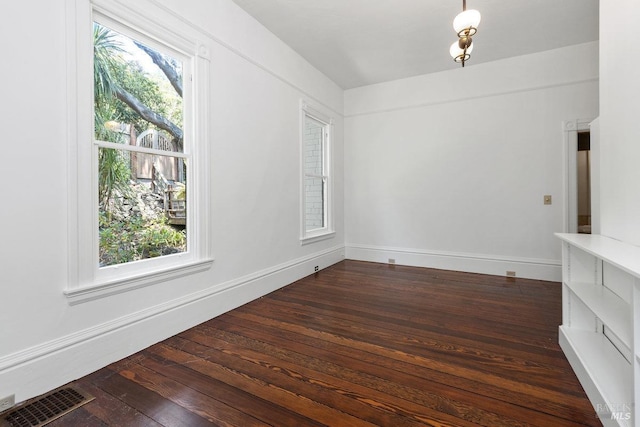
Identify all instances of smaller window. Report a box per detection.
[301,101,334,244]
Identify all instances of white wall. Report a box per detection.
[344,42,599,281]
[599,0,640,246]
[0,0,344,404]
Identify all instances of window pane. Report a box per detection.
[304,116,324,176]
[99,147,187,267]
[305,176,325,231]
[93,22,184,153]
[94,21,188,268]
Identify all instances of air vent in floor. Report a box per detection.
[1,386,94,427]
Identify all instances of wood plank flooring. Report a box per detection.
[48,260,601,426]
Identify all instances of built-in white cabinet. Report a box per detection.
[557,233,640,427]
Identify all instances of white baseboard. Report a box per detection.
[0,245,345,405]
[346,244,561,281]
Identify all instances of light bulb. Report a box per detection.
[449,41,462,59]
[453,9,481,34]
[449,40,473,59]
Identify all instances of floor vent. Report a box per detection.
[1,386,94,427]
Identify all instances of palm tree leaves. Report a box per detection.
[93,23,123,107]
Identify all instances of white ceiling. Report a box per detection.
[231,0,599,89]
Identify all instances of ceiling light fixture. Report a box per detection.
[450,0,481,67]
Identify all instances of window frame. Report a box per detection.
[65,0,212,304]
[300,100,335,245]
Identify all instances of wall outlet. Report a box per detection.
[388,258,396,264]
[0,394,15,413]
[506,271,516,277]
[314,266,319,272]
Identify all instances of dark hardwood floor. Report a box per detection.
[47,260,601,426]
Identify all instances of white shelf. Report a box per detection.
[556,233,640,279]
[560,327,633,425]
[557,233,639,427]
[566,280,631,349]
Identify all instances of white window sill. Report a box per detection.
[64,258,214,305]
[301,231,336,246]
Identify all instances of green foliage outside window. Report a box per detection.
[99,212,186,266]
[94,21,186,267]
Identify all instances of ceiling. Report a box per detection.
[231,0,599,89]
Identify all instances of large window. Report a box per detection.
[301,101,334,244]
[94,21,188,267]
[66,0,212,302]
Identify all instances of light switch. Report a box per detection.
[544,195,552,205]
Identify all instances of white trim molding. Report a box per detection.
[64,259,214,305]
[0,245,345,403]
[145,0,343,118]
[346,244,561,282]
[346,78,599,119]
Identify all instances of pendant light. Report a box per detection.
[450,0,481,67]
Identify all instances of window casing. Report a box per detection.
[300,101,334,244]
[66,0,212,303]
